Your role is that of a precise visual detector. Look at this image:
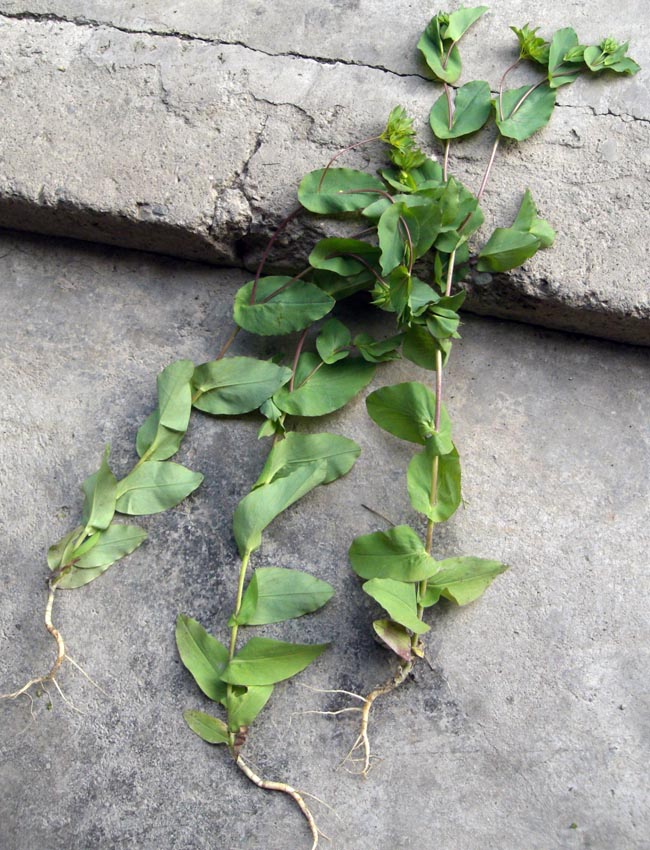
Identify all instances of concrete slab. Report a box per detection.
[0,5,648,344]
[1,230,648,849]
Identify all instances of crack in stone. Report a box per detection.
[0,8,430,81]
[3,9,648,126]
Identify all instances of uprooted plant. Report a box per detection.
[1,358,205,707]
[174,255,399,845]
[285,7,639,776]
[4,3,638,846]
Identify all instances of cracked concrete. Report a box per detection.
[0,230,649,849]
[0,5,648,344]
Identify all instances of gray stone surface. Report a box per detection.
[1,230,649,849]
[0,4,648,344]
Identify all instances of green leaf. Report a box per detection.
[443,6,488,42]
[47,526,82,570]
[312,268,375,301]
[363,578,429,634]
[366,382,453,452]
[298,168,387,214]
[426,306,461,340]
[512,189,555,249]
[175,614,229,704]
[183,710,230,745]
[136,410,185,462]
[220,637,329,686]
[548,28,585,88]
[417,17,462,84]
[57,524,147,589]
[74,523,147,568]
[354,332,404,363]
[378,203,409,275]
[273,353,375,418]
[115,461,203,515]
[309,239,380,277]
[226,685,274,731]
[233,277,335,336]
[233,568,334,626]
[476,227,541,273]
[136,360,195,462]
[81,447,117,531]
[233,463,328,556]
[254,432,361,488]
[349,525,439,582]
[403,325,452,371]
[430,80,492,140]
[584,41,640,76]
[155,359,194,432]
[422,556,508,606]
[316,318,351,364]
[192,357,292,416]
[408,443,461,523]
[496,84,556,141]
[373,619,413,661]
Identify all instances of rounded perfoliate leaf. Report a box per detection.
[184,710,230,745]
[417,18,462,84]
[234,277,335,336]
[476,228,541,273]
[273,353,375,418]
[253,432,361,488]
[363,577,429,634]
[373,619,413,661]
[495,84,557,141]
[429,81,492,140]
[233,463,328,556]
[81,448,117,532]
[175,614,229,704]
[192,357,292,416]
[220,637,329,686]
[115,461,203,515]
[309,238,380,277]
[442,6,488,42]
[298,168,386,214]
[423,557,508,606]
[316,318,351,364]
[366,381,453,451]
[349,525,439,582]
[226,685,274,732]
[408,444,462,523]
[56,524,147,589]
[234,568,334,626]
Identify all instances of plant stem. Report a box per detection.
[416,248,456,624]
[228,550,251,662]
[476,76,544,202]
[476,137,500,202]
[442,80,454,181]
[317,135,381,190]
[290,329,309,393]
[215,325,241,360]
[498,58,521,121]
[250,207,302,304]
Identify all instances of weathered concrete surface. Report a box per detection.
[0,230,648,849]
[0,4,648,344]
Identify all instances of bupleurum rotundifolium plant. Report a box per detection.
[3,5,638,849]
